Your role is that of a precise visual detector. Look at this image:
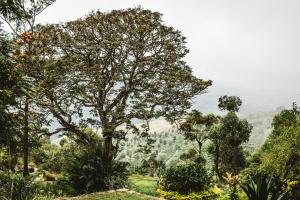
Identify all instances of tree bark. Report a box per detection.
[9,142,18,171]
[215,143,222,180]
[23,99,29,176]
[102,133,114,162]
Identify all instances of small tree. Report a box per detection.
[209,96,252,179]
[161,163,211,194]
[0,25,25,171]
[180,110,218,163]
[0,0,56,176]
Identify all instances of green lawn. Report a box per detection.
[56,175,161,200]
[128,174,160,197]
[63,191,159,200]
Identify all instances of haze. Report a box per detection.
[22,0,300,114]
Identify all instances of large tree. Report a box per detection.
[0,0,56,175]
[38,8,212,161]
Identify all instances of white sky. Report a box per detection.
[14,0,300,113]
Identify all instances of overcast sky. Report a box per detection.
[20,0,300,114]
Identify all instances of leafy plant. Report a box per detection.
[158,186,220,200]
[160,163,211,194]
[65,143,128,194]
[223,172,241,200]
[0,172,36,200]
[240,176,287,200]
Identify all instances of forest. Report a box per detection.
[0,1,300,200]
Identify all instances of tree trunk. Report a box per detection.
[23,100,29,176]
[103,134,114,162]
[196,140,203,153]
[215,143,222,180]
[9,142,18,171]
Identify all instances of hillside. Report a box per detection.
[118,108,283,168]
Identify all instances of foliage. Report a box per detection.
[223,172,241,200]
[240,175,288,200]
[271,103,300,132]
[0,25,28,172]
[241,105,300,199]
[258,104,300,179]
[0,0,56,176]
[218,95,242,112]
[0,171,36,200]
[0,26,21,109]
[160,163,211,194]
[0,0,56,35]
[157,186,221,200]
[180,110,218,164]
[37,7,212,162]
[139,153,166,176]
[31,139,67,173]
[36,174,75,197]
[209,111,252,178]
[65,143,128,194]
[179,147,206,164]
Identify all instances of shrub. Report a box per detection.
[65,144,128,194]
[158,185,221,200]
[160,163,211,194]
[42,171,56,181]
[0,172,36,200]
[36,174,75,197]
[240,175,288,200]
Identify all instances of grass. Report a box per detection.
[62,191,160,200]
[128,174,160,197]
[55,175,161,200]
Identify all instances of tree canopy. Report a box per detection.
[37,8,212,160]
[218,95,242,112]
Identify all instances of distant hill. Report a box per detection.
[242,107,284,150]
[117,107,283,168]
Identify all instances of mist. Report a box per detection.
[16,0,300,114]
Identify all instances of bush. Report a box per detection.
[65,144,128,194]
[160,163,211,194]
[36,174,75,197]
[42,171,56,181]
[158,185,221,200]
[0,172,36,200]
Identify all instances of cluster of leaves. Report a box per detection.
[218,95,242,112]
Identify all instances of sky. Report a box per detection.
[10,0,300,114]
